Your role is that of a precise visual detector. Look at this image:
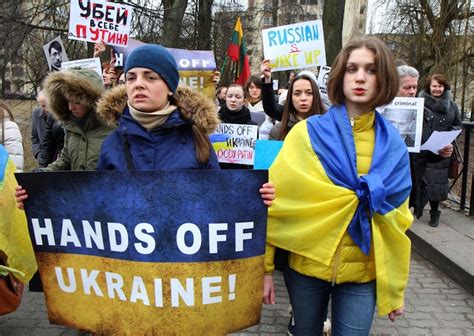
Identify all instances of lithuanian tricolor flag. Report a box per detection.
[226,17,251,85]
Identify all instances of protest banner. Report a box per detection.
[112,40,217,100]
[317,65,331,96]
[254,140,283,170]
[171,48,217,101]
[61,58,103,82]
[68,0,133,47]
[380,97,424,153]
[262,20,327,71]
[15,170,267,334]
[43,36,69,71]
[211,123,258,165]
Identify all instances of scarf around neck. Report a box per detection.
[128,102,177,131]
[306,104,411,255]
[219,105,252,124]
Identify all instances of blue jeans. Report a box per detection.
[284,266,376,336]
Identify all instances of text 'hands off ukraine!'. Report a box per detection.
[31,218,256,307]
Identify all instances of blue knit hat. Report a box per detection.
[125,44,179,93]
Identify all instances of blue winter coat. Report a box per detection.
[96,85,220,171]
[97,108,219,170]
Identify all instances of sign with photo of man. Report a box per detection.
[43,36,69,71]
[380,97,424,153]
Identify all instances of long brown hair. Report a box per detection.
[0,102,15,145]
[327,37,398,109]
[279,74,325,140]
[171,95,213,164]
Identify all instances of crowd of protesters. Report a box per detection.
[1,33,464,335]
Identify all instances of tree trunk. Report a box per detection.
[323,0,345,66]
[197,0,213,50]
[162,0,188,48]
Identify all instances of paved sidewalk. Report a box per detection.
[408,206,474,294]
[1,206,473,335]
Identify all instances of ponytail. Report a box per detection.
[191,124,211,164]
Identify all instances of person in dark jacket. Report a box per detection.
[218,83,258,170]
[96,44,220,171]
[219,83,258,126]
[31,91,48,163]
[37,112,65,167]
[95,44,274,203]
[412,74,460,227]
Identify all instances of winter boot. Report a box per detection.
[429,210,441,227]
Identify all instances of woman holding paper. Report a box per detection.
[263,37,413,334]
[413,74,462,226]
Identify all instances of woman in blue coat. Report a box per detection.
[95,44,274,204]
[96,44,220,171]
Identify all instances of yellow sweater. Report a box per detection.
[265,111,413,316]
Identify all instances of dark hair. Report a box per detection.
[227,83,245,95]
[327,37,398,109]
[102,62,111,72]
[425,74,451,94]
[216,86,227,96]
[48,40,62,54]
[279,75,325,140]
[172,92,213,165]
[244,76,262,99]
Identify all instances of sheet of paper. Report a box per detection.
[420,130,462,154]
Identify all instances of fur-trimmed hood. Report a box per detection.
[418,89,454,115]
[96,85,220,134]
[42,69,104,122]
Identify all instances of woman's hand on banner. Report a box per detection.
[260,182,275,207]
[15,185,28,210]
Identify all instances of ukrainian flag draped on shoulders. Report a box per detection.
[0,145,37,283]
[268,104,413,316]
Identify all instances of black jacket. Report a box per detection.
[410,90,462,216]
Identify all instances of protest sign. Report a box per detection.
[16,170,267,334]
[380,97,424,153]
[112,40,217,100]
[171,48,217,101]
[43,36,69,71]
[254,140,283,170]
[317,65,331,96]
[61,58,103,82]
[211,123,258,165]
[262,20,327,71]
[68,0,133,47]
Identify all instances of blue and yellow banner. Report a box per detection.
[16,170,268,334]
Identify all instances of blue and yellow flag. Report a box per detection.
[17,170,268,334]
[0,145,37,283]
[268,105,413,316]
